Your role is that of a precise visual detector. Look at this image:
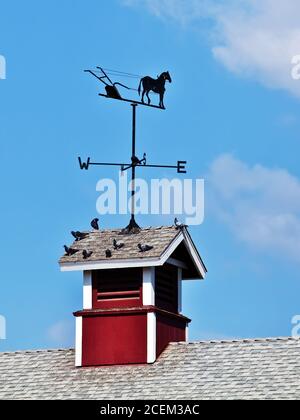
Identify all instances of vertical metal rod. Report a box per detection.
[131,104,137,223]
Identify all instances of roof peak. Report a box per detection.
[172,336,300,346]
[2,336,299,356]
[0,348,74,356]
[87,225,176,233]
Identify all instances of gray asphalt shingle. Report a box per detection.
[1,337,300,400]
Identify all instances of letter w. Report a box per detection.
[78,157,91,170]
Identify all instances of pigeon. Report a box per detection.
[131,154,146,166]
[138,243,153,253]
[105,249,112,258]
[113,239,125,250]
[64,245,79,256]
[91,218,99,230]
[82,250,93,260]
[131,155,140,165]
[71,231,88,241]
[174,218,188,230]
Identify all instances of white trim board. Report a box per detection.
[147,312,156,364]
[143,267,155,306]
[178,268,182,314]
[75,317,83,367]
[83,271,92,310]
[182,230,207,279]
[61,257,163,272]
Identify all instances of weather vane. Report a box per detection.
[81,66,187,233]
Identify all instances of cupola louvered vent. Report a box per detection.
[92,268,142,309]
[155,264,178,313]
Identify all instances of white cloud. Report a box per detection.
[47,320,74,347]
[124,0,300,97]
[211,0,300,97]
[123,0,209,24]
[207,154,300,262]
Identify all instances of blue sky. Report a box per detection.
[1,0,300,350]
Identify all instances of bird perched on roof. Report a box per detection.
[105,249,112,258]
[91,218,99,230]
[113,239,125,250]
[138,243,153,253]
[174,218,188,230]
[64,245,79,256]
[71,231,88,241]
[82,250,93,260]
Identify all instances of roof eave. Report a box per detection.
[60,257,166,272]
[182,228,207,279]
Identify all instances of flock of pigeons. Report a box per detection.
[63,217,187,260]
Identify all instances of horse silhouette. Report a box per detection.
[138,71,172,108]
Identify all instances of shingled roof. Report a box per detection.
[1,338,300,400]
[59,226,207,279]
[60,226,179,264]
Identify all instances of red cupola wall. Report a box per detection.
[74,264,190,367]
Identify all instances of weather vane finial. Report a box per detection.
[82,66,186,233]
[85,67,172,109]
[138,71,172,109]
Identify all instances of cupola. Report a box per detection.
[59,226,206,367]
